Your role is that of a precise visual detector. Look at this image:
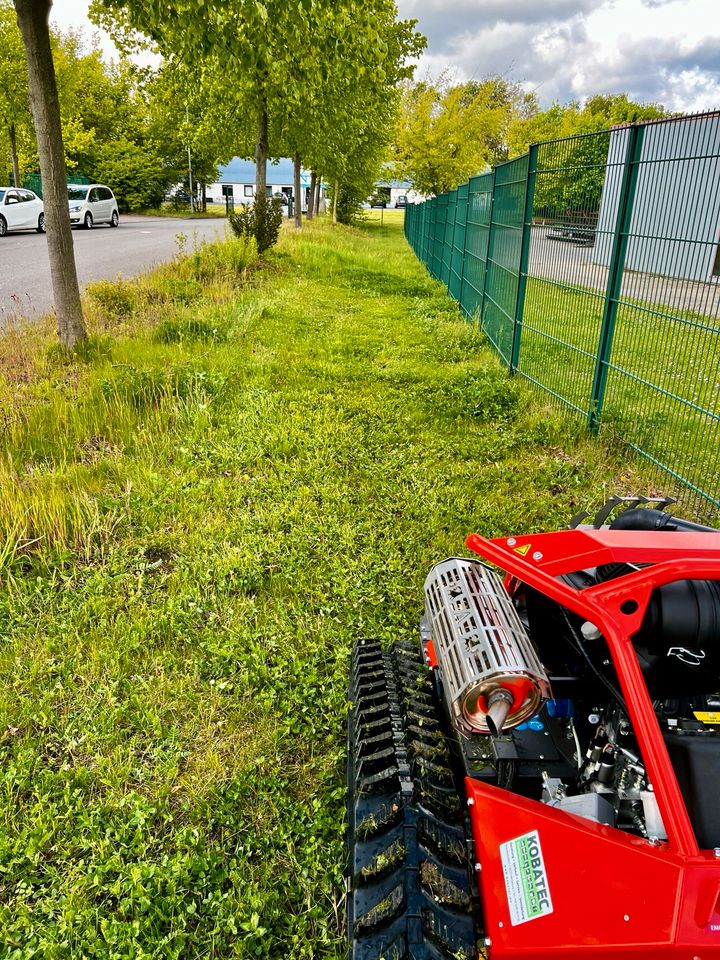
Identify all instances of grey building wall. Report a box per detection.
[593,114,720,283]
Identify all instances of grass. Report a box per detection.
[506,274,720,512]
[134,205,230,219]
[0,214,644,958]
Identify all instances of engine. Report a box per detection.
[423,508,720,848]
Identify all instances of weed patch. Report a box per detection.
[86,277,143,318]
[153,315,229,344]
[100,364,228,409]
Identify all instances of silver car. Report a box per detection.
[68,184,120,229]
[0,187,45,236]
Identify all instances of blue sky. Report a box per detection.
[52,0,720,112]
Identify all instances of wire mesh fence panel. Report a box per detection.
[517,131,614,415]
[405,202,414,247]
[482,154,528,365]
[429,196,446,280]
[402,111,720,517]
[425,198,437,276]
[441,190,457,288]
[449,184,468,302]
[460,173,494,322]
[422,202,431,265]
[596,115,720,514]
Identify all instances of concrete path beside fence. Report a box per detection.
[527,225,720,322]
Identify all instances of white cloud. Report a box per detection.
[398,0,720,111]
[50,0,720,112]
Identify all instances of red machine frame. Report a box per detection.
[461,526,720,958]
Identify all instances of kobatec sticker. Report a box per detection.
[499,830,553,925]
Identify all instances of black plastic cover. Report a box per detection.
[664,731,720,850]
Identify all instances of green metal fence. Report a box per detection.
[23,173,90,199]
[405,112,720,517]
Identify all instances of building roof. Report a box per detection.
[217,157,313,186]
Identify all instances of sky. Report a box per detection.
[396,0,720,111]
[50,0,720,113]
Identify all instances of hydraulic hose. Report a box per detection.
[609,508,718,533]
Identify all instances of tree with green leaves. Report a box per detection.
[507,94,667,219]
[93,0,424,214]
[0,1,31,186]
[507,93,667,157]
[293,4,423,224]
[392,74,532,195]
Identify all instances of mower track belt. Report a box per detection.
[347,638,477,959]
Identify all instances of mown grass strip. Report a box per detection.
[0,214,643,958]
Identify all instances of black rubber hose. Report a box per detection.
[610,508,718,533]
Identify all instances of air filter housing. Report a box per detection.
[424,558,551,736]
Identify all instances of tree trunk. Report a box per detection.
[332,180,338,225]
[293,152,302,228]
[314,175,322,216]
[9,123,20,187]
[254,94,268,200]
[307,170,316,220]
[13,0,85,349]
[201,181,207,213]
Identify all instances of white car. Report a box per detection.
[0,187,45,236]
[68,184,119,229]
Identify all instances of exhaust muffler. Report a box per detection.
[424,558,551,736]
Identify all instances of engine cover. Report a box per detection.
[424,558,551,735]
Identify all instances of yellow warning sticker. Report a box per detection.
[693,711,720,725]
[514,544,531,557]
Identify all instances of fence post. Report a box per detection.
[588,124,643,433]
[480,170,497,327]
[510,146,537,374]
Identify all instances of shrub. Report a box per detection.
[228,196,283,253]
[92,139,174,211]
[86,278,141,318]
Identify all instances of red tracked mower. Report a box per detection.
[347,499,720,958]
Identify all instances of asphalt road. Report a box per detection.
[0,215,227,324]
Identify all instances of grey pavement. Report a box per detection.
[0,215,227,324]
[527,225,720,321]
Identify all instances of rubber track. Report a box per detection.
[347,639,477,960]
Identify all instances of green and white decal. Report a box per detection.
[499,830,553,926]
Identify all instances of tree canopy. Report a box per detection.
[91,0,425,216]
[391,75,535,196]
[392,79,668,199]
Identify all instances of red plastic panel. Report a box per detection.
[466,778,720,957]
